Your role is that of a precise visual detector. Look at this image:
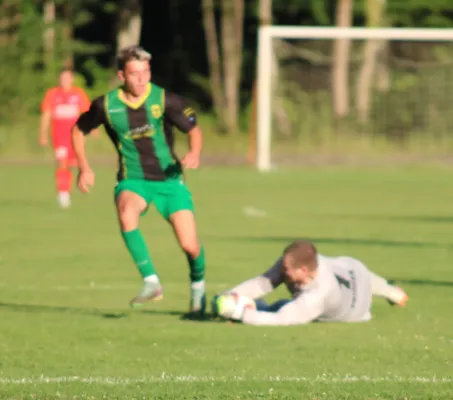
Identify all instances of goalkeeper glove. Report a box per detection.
[213,293,255,321]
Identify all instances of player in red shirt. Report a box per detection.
[39,68,92,208]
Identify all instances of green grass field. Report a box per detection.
[0,164,452,399]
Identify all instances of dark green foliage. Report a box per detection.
[0,0,109,124]
[1,0,453,152]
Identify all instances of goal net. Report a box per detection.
[256,27,453,171]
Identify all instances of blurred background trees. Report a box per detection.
[1,0,453,154]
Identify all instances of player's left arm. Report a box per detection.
[164,92,203,169]
[241,291,325,326]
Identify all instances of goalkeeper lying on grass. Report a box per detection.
[212,240,408,326]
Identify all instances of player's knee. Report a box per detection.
[180,239,200,258]
[118,204,139,231]
[58,160,68,169]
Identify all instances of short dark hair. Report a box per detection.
[283,240,318,271]
[59,67,73,75]
[116,45,152,71]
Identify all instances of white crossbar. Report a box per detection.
[256,27,453,171]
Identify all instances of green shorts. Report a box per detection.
[114,179,195,220]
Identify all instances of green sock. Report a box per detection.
[121,229,156,278]
[186,245,205,283]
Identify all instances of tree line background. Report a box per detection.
[1,0,453,159]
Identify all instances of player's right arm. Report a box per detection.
[227,257,285,299]
[77,87,100,138]
[241,291,326,326]
[72,96,106,193]
[39,89,54,146]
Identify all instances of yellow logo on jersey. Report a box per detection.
[151,105,162,119]
[124,124,156,140]
[183,107,195,117]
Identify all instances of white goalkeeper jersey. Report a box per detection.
[231,254,372,326]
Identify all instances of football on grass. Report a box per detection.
[211,292,256,319]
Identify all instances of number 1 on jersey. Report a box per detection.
[335,274,351,289]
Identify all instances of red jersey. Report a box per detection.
[41,86,91,139]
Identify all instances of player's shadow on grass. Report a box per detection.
[298,213,453,225]
[388,279,453,287]
[210,235,453,250]
[346,214,453,224]
[0,302,220,322]
[141,309,220,322]
[0,302,129,318]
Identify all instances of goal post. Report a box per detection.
[256,26,453,171]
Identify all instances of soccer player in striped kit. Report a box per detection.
[214,240,408,325]
[71,46,206,315]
